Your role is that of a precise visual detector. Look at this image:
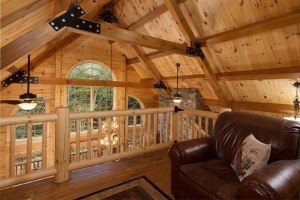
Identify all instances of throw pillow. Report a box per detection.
[231,134,271,181]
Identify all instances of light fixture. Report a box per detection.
[19,100,37,110]
[284,82,300,122]
[19,55,37,110]
[173,63,182,104]
[100,119,118,146]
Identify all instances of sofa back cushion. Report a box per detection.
[213,112,300,163]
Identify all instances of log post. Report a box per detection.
[171,111,179,142]
[54,107,70,183]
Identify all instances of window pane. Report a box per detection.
[127,97,142,126]
[68,86,91,112]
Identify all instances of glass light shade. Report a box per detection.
[173,94,182,104]
[19,102,37,110]
[284,116,300,122]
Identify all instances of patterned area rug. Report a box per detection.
[77,176,171,200]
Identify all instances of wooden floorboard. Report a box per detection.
[0,149,173,200]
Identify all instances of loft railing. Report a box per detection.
[0,107,218,189]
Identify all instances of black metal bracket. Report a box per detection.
[99,10,119,23]
[174,106,184,113]
[49,5,100,34]
[187,42,205,59]
[1,69,38,87]
[154,81,167,89]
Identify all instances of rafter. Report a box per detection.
[162,74,205,81]
[164,0,231,107]
[127,4,168,30]
[67,21,188,54]
[216,66,300,81]
[164,0,195,44]
[127,51,173,65]
[131,46,162,82]
[231,101,294,114]
[0,0,111,72]
[38,77,153,88]
[126,0,187,31]
[198,8,300,46]
[53,0,73,16]
[1,0,50,29]
[202,100,294,114]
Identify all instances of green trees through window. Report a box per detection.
[67,62,114,132]
[127,96,142,126]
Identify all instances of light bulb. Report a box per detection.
[173,94,182,104]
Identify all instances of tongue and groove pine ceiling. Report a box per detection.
[1,0,300,116]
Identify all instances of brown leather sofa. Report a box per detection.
[168,111,300,199]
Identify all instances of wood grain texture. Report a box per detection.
[0,149,172,200]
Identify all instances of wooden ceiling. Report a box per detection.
[1,0,300,116]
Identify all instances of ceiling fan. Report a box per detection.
[0,55,38,110]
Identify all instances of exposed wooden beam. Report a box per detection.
[1,23,66,72]
[216,66,300,81]
[127,4,168,30]
[67,22,188,55]
[131,46,162,82]
[164,0,231,107]
[164,0,195,44]
[1,0,50,29]
[0,0,111,72]
[127,51,173,65]
[197,58,231,107]
[38,77,153,88]
[53,0,73,16]
[201,99,220,106]
[198,8,300,46]
[126,0,187,31]
[162,74,205,81]
[231,101,294,114]
[202,99,294,114]
[104,0,122,9]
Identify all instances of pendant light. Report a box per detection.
[19,55,37,110]
[173,63,182,104]
[292,82,299,120]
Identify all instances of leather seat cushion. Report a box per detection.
[179,160,240,200]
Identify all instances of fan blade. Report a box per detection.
[0,100,23,105]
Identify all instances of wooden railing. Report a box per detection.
[0,107,219,189]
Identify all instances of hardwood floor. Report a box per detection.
[0,149,173,200]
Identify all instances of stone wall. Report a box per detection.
[159,88,210,111]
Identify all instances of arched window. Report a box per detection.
[127,96,143,126]
[15,97,46,140]
[67,62,114,132]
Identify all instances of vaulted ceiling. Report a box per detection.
[1,0,300,116]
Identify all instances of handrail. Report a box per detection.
[0,113,57,126]
[69,107,174,120]
[0,106,219,189]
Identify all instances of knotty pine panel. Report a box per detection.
[225,79,297,104]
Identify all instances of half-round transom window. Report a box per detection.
[67,62,114,132]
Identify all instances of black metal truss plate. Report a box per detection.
[187,43,204,59]
[49,5,100,34]
[69,18,100,33]
[2,69,38,87]
[99,10,119,23]
[154,81,167,89]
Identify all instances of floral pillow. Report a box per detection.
[231,134,271,181]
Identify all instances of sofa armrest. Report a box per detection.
[239,160,300,199]
[168,137,216,197]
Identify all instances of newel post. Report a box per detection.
[172,109,180,142]
[54,107,70,183]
